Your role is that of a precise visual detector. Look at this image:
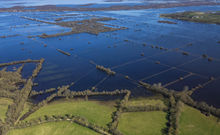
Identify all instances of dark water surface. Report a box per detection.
[0,5,220,107]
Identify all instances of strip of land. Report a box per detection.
[21,16,126,38]
[0,2,220,12]
[160,11,220,25]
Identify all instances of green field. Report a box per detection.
[179,105,220,135]
[118,111,167,135]
[160,11,220,24]
[8,121,100,135]
[25,99,115,127]
[0,98,13,121]
[1,97,220,135]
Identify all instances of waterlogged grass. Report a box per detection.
[0,98,13,121]
[118,111,167,135]
[179,105,220,135]
[25,99,116,127]
[8,121,100,135]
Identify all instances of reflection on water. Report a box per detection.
[0,5,220,107]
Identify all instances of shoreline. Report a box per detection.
[0,2,220,12]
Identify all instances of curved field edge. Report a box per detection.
[23,99,116,128]
[7,121,100,135]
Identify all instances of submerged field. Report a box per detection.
[0,1,220,135]
[1,5,220,107]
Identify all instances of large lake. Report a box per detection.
[0,3,220,107]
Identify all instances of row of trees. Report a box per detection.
[166,96,183,135]
[140,81,220,118]
[122,104,168,112]
[107,90,130,135]
[58,89,129,99]
[0,59,130,135]
[30,88,56,96]
[20,84,72,121]
[1,59,44,135]
[96,65,116,76]
[0,59,41,68]
[6,59,44,124]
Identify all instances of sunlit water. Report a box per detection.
[0,4,220,107]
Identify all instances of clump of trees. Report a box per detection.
[202,54,208,58]
[208,57,213,62]
[96,65,116,76]
[182,52,189,56]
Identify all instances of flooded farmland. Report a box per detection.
[0,1,220,109]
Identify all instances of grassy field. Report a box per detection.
[179,105,220,135]
[8,121,100,135]
[2,97,220,135]
[0,98,13,121]
[118,111,167,135]
[25,99,115,127]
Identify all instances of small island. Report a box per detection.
[158,20,177,24]
[160,11,220,25]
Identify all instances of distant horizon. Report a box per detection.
[1,0,220,8]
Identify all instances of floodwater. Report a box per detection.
[0,4,220,107]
